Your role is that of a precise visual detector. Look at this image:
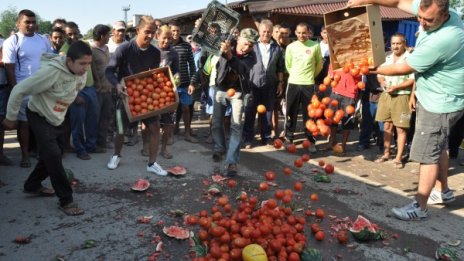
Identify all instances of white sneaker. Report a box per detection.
[107,155,121,170]
[427,188,455,205]
[147,162,168,176]
[391,201,428,221]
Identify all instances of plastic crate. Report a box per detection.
[192,0,241,56]
[121,67,179,122]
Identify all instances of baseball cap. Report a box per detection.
[113,21,126,31]
[240,28,258,44]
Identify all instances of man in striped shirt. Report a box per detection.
[169,22,199,143]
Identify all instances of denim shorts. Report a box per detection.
[410,102,464,164]
[177,86,193,106]
[0,86,9,117]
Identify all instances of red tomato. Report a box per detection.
[265,171,276,181]
[315,231,325,241]
[293,182,303,191]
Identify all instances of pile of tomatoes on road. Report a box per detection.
[124,71,176,117]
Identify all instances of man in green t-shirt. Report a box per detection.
[284,23,322,152]
[348,0,464,221]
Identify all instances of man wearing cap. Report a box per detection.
[284,22,323,152]
[108,21,127,54]
[212,28,258,176]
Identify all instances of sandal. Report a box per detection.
[59,202,85,216]
[374,155,389,163]
[20,158,31,168]
[393,160,404,169]
[24,186,55,197]
[160,151,173,159]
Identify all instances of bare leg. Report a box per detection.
[395,127,408,162]
[341,130,350,151]
[161,124,173,158]
[416,163,440,209]
[147,121,161,164]
[183,105,198,142]
[141,123,149,155]
[434,149,450,191]
[113,134,124,156]
[382,121,393,158]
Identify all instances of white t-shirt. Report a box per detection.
[0,38,7,85]
[258,41,271,70]
[107,37,127,54]
[320,41,329,58]
[2,32,51,83]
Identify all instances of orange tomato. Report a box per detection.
[257,104,266,114]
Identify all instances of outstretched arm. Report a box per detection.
[346,0,414,14]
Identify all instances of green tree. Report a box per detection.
[0,6,53,38]
[0,7,18,37]
[37,19,52,35]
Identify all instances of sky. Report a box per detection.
[2,0,230,32]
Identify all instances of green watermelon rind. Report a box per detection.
[301,247,323,261]
[349,215,383,241]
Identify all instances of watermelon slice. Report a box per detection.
[162,225,190,240]
[131,179,150,192]
[167,166,187,176]
[349,215,383,241]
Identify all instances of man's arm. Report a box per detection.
[371,62,415,76]
[4,64,16,91]
[346,0,414,14]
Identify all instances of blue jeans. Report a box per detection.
[359,100,383,147]
[243,86,275,142]
[69,86,99,156]
[212,88,244,164]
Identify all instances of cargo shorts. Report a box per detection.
[410,102,464,164]
[375,92,411,128]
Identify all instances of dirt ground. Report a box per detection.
[0,113,463,261]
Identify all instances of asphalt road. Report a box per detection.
[0,116,463,261]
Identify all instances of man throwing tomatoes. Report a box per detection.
[347,0,464,221]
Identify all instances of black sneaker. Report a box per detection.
[227,164,238,177]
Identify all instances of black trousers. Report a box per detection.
[24,108,73,206]
[285,83,315,142]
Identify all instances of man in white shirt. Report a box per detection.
[2,9,51,168]
[107,21,127,55]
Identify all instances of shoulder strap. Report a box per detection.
[14,34,21,71]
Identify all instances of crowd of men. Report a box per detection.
[1,0,463,220]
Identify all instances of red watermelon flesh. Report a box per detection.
[162,225,190,239]
[131,179,150,191]
[167,166,186,175]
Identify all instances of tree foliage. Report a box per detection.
[0,7,17,37]
[0,6,53,38]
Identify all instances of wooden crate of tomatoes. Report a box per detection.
[121,67,179,122]
[324,5,385,70]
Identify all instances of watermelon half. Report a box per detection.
[131,179,150,192]
[162,225,190,240]
[349,215,383,241]
[167,166,187,176]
